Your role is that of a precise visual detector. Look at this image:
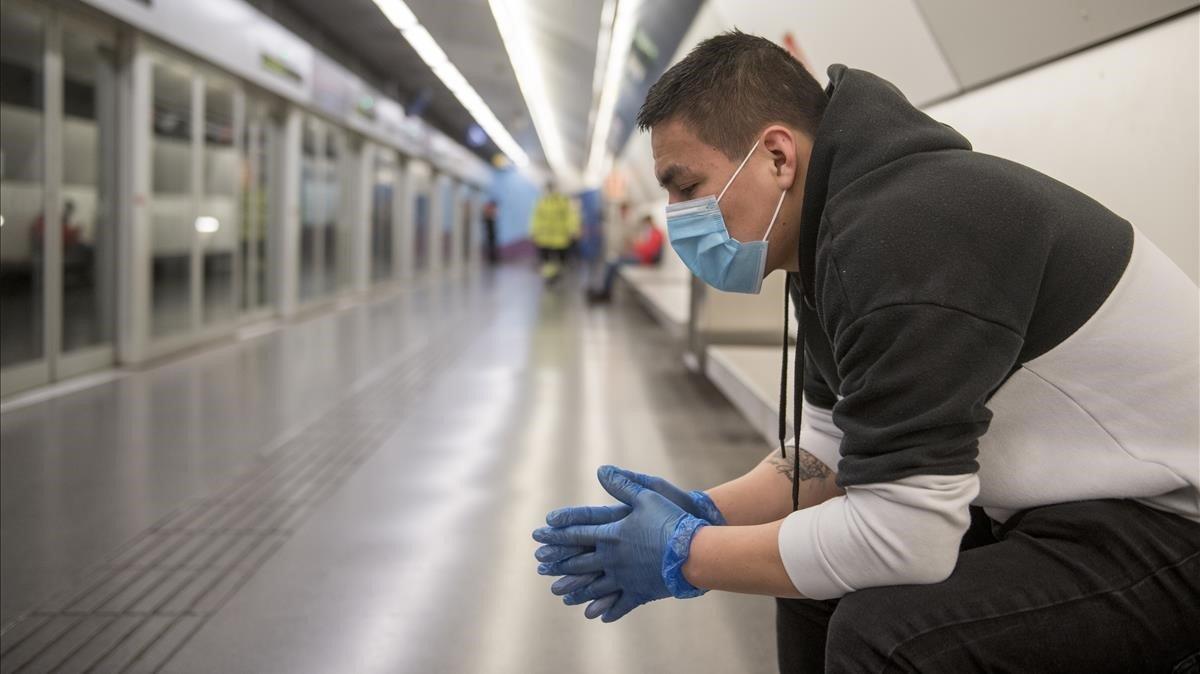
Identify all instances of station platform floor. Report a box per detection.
[0,265,777,673]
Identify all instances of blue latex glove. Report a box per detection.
[543,467,724,529]
[533,467,722,571]
[533,502,631,568]
[533,504,627,619]
[618,468,726,525]
[532,465,709,622]
[534,467,723,614]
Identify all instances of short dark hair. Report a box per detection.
[636,30,827,159]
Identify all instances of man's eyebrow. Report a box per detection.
[656,164,686,189]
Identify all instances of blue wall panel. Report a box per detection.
[488,168,541,246]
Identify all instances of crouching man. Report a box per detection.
[533,31,1200,673]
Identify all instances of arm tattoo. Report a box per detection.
[767,449,831,483]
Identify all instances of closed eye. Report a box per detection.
[679,184,697,198]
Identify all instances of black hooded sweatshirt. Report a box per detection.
[776,65,1198,600]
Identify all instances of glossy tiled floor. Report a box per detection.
[0,266,777,673]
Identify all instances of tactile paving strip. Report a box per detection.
[0,303,485,674]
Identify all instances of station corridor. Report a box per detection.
[3,0,1197,670]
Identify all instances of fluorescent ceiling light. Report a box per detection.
[370,0,529,167]
[404,25,450,70]
[194,216,220,233]
[585,0,641,185]
[588,0,617,132]
[373,0,418,31]
[488,0,575,184]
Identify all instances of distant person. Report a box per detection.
[30,199,81,250]
[530,182,580,284]
[587,215,664,303]
[482,200,499,265]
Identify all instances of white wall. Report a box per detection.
[926,12,1199,282]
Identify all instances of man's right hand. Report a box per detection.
[540,467,724,534]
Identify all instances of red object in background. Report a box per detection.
[782,32,817,78]
[30,213,81,248]
[631,224,664,264]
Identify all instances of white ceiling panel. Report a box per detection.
[916,0,1199,88]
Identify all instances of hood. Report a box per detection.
[796,65,972,298]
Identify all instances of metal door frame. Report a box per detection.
[140,41,246,359]
[238,89,283,321]
[1,0,119,397]
[369,144,399,287]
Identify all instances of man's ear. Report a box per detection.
[762,125,800,191]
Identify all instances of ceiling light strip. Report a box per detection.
[585,0,640,185]
[587,0,618,133]
[488,0,575,183]
[372,0,529,166]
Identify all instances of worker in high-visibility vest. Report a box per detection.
[530,183,580,283]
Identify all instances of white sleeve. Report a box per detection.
[777,473,979,600]
[794,397,842,471]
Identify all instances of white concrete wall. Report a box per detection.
[925,12,1199,282]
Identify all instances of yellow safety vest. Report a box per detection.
[530,194,580,250]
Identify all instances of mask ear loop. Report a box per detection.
[716,140,761,204]
[761,191,786,242]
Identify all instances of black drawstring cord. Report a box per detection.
[778,280,790,461]
[792,296,804,513]
[779,273,808,512]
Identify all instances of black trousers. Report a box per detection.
[776,499,1200,673]
[537,247,567,264]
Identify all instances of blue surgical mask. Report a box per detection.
[665,140,786,294]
